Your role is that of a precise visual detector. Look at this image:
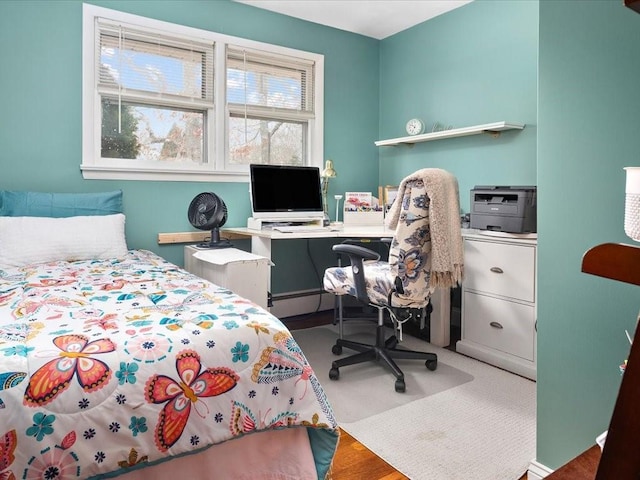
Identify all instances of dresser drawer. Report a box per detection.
[464,239,535,302]
[463,291,535,361]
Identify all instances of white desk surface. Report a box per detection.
[224,224,395,240]
[224,222,451,348]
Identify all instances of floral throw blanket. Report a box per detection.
[0,250,338,479]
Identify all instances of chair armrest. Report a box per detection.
[332,244,380,304]
[332,243,381,262]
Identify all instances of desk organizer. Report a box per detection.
[343,191,384,225]
[343,209,384,225]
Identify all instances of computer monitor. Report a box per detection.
[249,164,324,221]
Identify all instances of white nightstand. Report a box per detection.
[184,246,271,309]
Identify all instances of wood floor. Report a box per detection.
[330,428,527,480]
[284,310,528,480]
[331,429,409,480]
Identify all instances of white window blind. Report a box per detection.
[227,45,315,120]
[97,19,214,109]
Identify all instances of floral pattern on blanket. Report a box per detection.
[0,250,337,479]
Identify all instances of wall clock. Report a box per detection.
[405,118,425,136]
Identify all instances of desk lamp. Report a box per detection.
[625,167,640,241]
[321,159,337,225]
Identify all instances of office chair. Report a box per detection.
[323,168,463,392]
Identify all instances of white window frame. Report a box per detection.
[82,4,324,182]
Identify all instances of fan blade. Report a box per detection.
[198,203,214,213]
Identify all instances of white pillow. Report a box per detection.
[0,214,128,268]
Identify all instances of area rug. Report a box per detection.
[292,324,536,480]
[293,325,474,423]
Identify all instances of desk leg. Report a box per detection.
[429,288,450,348]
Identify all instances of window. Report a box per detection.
[82,4,324,182]
[226,47,315,168]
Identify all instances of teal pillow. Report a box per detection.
[0,190,123,217]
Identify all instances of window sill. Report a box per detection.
[81,165,248,183]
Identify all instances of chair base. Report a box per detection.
[329,322,438,393]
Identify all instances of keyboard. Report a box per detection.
[273,225,327,233]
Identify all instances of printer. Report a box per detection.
[470,186,537,233]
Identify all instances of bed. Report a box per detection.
[0,191,339,480]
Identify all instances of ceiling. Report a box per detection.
[233,0,473,40]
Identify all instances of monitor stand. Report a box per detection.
[247,217,324,231]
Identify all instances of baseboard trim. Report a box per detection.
[528,459,553,479]
[270,289,335,318]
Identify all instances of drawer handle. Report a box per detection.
[490,267,504,274]
[489,321,504,329]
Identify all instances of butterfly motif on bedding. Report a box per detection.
[138,293,213,315]
[117,447,148,469]
[229,401,298,436]
[159,313,217,331]
[0,323,29,343]
[99,278,150,291]
[13,295,85,320]
[251,331,321,400]
[0,429,17,480]
[0,288,18,307]
[0,372,26,391]
[144,349,239,452]
[25,278,77,289]
[23,334,115,407]
[221,306,269,322]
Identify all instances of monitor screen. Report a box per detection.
[250,164,324,220]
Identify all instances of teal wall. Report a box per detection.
[537,0,640,469]
[379,0,640,471]
[0,0,379,294]
[380,0,640,468]
[379,0,538,212]
[4,0,640,472]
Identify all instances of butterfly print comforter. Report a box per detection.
[0,250,338,479]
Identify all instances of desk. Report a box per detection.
[223,225,452,347]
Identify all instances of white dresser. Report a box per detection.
[456,231,537,380]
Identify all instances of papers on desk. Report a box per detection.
[193,248,273,265]
[476,230,537,239]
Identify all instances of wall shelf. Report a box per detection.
[374,121,525,147]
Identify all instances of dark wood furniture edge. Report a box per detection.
[582,255,640,480]
[581,242,640,286]
[554,242,640,479]
[625,0,640,14]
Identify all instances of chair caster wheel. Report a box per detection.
[329,367,340,380]
[426,359,438,371]
[332,344,342,355]
[395,379,406,393]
